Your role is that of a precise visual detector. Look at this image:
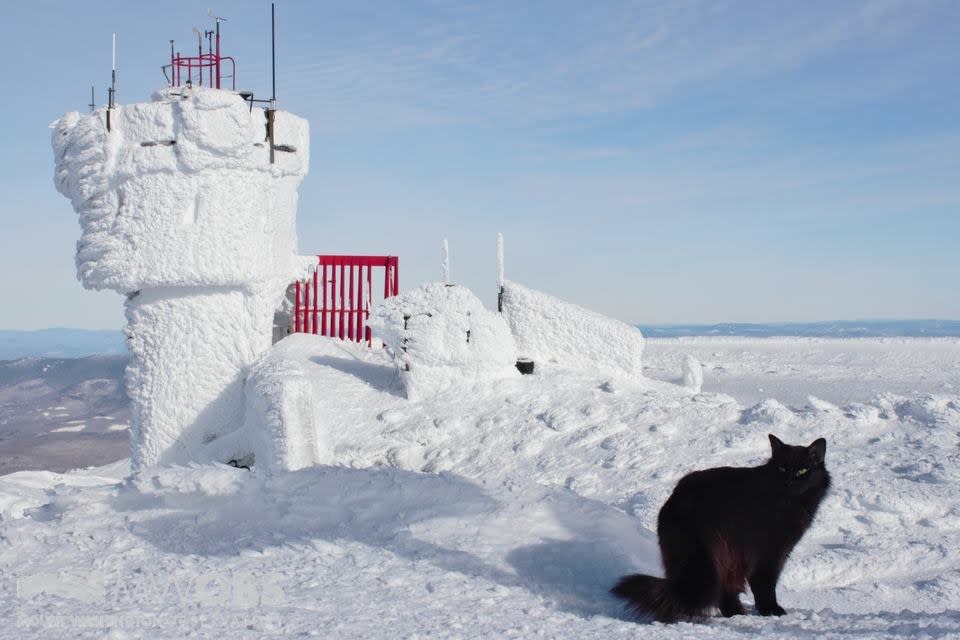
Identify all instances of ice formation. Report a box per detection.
[51,87,309,470]
[500,281,645,377]
[682,354,703,392]
[369,283,518,400]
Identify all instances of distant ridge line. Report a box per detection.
[3,321,960,360]
[0,329,126,360]
[636,319,960,338]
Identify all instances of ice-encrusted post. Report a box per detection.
[442,238,450,285]
[52,87,309,471]
[497,233,505,312]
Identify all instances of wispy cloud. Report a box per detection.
[277,0,947,133]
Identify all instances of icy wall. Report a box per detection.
[52,87,309,470]
[501,281,645,377]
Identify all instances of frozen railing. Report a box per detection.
[292,255,399,344]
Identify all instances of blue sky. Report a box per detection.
[1,0,957,329]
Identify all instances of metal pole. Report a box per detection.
[442,238,450,284]
[497,232,505,312]
[271,2,276,103]
[265,3,277,163]
[215,18,221,89]
[206,30,214,87]
[88,86,96,112]
[107,33,116,131]
[194,28,203,86]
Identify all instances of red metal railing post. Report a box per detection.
[321,262,328,337]
[366,265,373,344]
[337,260,345,340]
[330,260,337,338]
[303,274,311,334]
[294,281,302,333]
[355,265,363,342]
[348,265,355,341]
[312,268,319,334]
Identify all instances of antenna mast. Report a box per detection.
[207,9,227,89]
[271,1,277,106]
[106,33,117,131]
[192,28,203,85]
[266,2,277,164]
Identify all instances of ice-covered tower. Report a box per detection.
[52,87,309,470]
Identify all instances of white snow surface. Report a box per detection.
[501,280,645,376]
[368,283,518,400]
[1,337,959,638]
[50,86,310,470]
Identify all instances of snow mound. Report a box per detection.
[500,280,644,376]
[369,283,518,400]
[740,398,796,426]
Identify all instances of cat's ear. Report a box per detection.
[808,438,827,465]
[768,434,785,454]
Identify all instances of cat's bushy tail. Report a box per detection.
[611,574,686,623]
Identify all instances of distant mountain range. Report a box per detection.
[638,319,960,338]
[0,329,126,360]
[1,321,959,361]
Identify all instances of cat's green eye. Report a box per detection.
[796,468,809,477]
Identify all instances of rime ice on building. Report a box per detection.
[51,26,309,470]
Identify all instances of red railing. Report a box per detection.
[164,26,235,91]
[170,53,236,90]
[293,255,399,344]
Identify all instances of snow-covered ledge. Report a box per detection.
[52,87,310,471]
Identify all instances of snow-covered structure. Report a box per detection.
[52,87,309,470]
[369,283,518,400]
[500,281,645,377]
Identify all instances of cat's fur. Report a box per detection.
[612,434,830,622]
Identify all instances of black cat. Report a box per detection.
[612,434,830,622]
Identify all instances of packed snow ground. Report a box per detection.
[1,336,959,638]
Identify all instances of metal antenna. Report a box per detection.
[208,9,227,89]
[266,2,277,163]
[497,233,505,312]
[192,27,203,85]
[205,29,214,87]
[271,2,276,105]
[107,33,117,131]
[167,40,175,86]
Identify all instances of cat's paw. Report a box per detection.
[758,604,786,617]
